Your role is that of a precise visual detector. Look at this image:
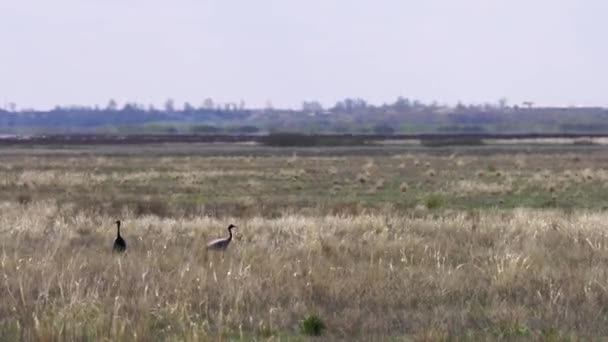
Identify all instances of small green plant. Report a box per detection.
[540,327,571,342]
[492,322,530,339]
[300,314,326,336]
[257,321,276,338]
[0,320,21,341]
[425,194,443,209]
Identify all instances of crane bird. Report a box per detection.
[207,224,237,250]
[113,220,127,253]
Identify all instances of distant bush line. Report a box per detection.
[262,133,484,147]
[419,137,485,147]
[558,123,608,132]
[2,132,608,146]
[259,133,370,147]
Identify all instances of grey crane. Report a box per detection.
[113,220,127,253]
[207,224,237,250]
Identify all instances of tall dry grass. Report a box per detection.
[1,201,608,339]
[2,148,608,339]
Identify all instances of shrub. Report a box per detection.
[134,199,171,217]
[425,194,443,209]
[17,193,32,205]
[300,314,326,336]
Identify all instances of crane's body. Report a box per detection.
[207,224,236,250]
[113,220,127,253]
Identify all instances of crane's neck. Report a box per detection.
[227,227,233,241]
[116,222,121,237]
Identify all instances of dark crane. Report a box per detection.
[113,220,127,253]
[207,224,237,250]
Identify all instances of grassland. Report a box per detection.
[1,143,608,340]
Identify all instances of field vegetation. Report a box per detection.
[1,144,608,340]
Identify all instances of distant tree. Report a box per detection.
[344,98,354,112]
[394,96,410,109]
[333,101,345,112]
[265,100,274,111]
[121,103,139,112]
[333,98,367,113]
[106,99,118,111]
[183,102,195,112]
[498,97,508,110]
[302,101,323,113]
[238,100,246,110]
[203,98,214,110]
[164,99,175,112]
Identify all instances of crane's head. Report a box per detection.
[115,220,121,226]
[228,224,237,230]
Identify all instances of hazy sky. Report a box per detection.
[1,0,607,109]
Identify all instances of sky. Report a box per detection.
[1,0,607,110]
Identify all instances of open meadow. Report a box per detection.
[2,143,608,340]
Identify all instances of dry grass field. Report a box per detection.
[1,144,608,340]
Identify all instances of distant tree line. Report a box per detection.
[1,97,608,134]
